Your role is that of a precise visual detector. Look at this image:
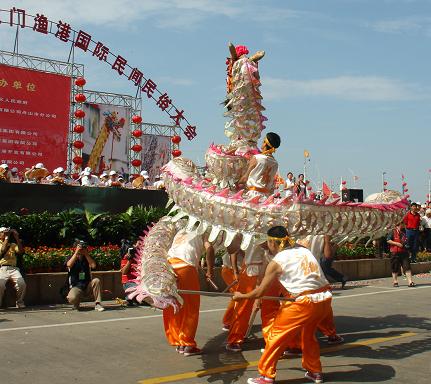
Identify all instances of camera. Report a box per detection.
[126,247,136,260]
[75,239,87,248]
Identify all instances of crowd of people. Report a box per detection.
[0,162,165,190]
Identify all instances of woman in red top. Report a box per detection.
[387,221,415,287]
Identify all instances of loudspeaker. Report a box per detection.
[342,188,363,203]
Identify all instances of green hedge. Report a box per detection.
[0,205,168,247]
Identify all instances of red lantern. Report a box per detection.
[71,173,80,180]
[383,181,388,186]
[406,194,410,198]
[131,159,142,167]
[75,77,86,87]
[74,109,85,118]
[404,188,408,192]
[383,188,387,192]
[72,156,83,165]
[73,140,84,149]
[342,180,347,185]
[73,124,85,133]
[132,129,142,138]
[172,149,182,157]
[131,144,142,152]
[171,135,181,144]
[75,93,86,103]
[132,115,142,124]
[402,182,407,187]
[307,186,312,191]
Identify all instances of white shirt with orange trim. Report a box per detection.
[246,154,278,194]
[272,247,331,302]
[167,229,204,268]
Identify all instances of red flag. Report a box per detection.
[322,182,331,197]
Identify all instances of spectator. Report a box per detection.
[47,167,68,185]
[65,241,105,311]
[10,167,21,182]
[81,169,99,187]
[0,164,11,182]
[99,171,108,186]
[153,175,165,189]
[403,202,420,263]
[141,171,151,187]
[284,172,295,198]
[119,240,139,306]
[0,227,26,308]
[387,221,415,287]
[421,209,431,252]
[24,163,49,183]
[295,173,307,197]
[107,170,122,187]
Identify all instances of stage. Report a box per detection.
[0,183,168,213]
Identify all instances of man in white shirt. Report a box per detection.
[421,209,431,252]
[81,170,99,187]
[234,226,331,384]
[284,172,295,198]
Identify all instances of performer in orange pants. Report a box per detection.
[162,228,210,357]
[221,266,238,330]
[234,226,331,384]
[260,278,285,344]
[226,242,263,352]
[163,258,200,350]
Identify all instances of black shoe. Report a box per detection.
[341,278,347,289]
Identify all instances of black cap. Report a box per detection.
[265,132,281,149]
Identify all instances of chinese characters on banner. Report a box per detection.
[141,135,171,181]
[0,64,71,172]
[2,7,197,139]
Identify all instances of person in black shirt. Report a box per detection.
[66,242,105,311]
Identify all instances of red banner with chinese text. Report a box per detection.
[0,64,71,174]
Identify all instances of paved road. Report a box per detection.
[1,276,430,384]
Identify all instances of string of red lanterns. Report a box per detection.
[71,77,86,169]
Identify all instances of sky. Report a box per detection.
[1,0,430,201]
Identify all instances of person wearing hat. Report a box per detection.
[153,175,165,189]
[48,167,67,185]
[80,169,99,187]
[238,132,281,199]
[233,226,331,384]
[24,163,49,183]
[107,170,122,187]
[132,170,150,189]
[10,167,20,183]
[99,171,109,186]
[0,164,11,183]
[0,227,26,309]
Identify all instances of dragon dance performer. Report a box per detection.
[225,241,264,352]
[233,226,332,384]
[221,237,244,332]
[163,229,215,357]
[238,132,281,198]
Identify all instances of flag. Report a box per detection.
[322,182,331,197]
[304,150,310,158]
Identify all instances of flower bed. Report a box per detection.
[336,244,376,260]
[22,245,120,273]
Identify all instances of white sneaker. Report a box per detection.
[16,302,26,309]
[95,303,105,312]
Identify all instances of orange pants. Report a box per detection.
[259,297,332,379]
[221,266,238,327]
[260,279,285,344]
[227,271,257,344]
[163,259,200,347]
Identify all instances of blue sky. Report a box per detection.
[1,0,430,201]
